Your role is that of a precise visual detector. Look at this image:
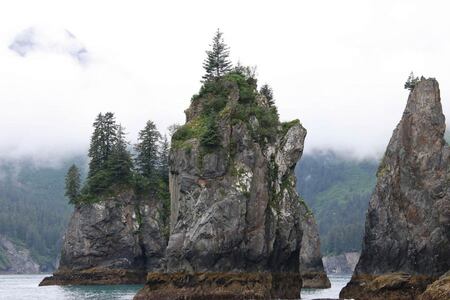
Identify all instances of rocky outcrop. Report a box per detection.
[135,73,326,299]
[134,272,302,300]
[299,208,331,288]
[166,79,305,274]
[40,189,166,285]
[322,252,360,274]
[341,78,450,299]
[0,234,40,274]
[419,271,450,300]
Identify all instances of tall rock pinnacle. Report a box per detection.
[135,71,328,299]
[341,78,450,299]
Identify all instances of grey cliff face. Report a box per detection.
[341,78,450,299]
[58,190,166,273]
[322,252,360,275]
[356,78,450,276]
[0,234,40,274]
[166,84,307,273]
[39,189,167,285]
[299,209,331,287]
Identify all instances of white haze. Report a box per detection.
[1,0,450,165]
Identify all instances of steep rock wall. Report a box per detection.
[40,190,166,285]
[341,78,450,299]
[166,79,305,273]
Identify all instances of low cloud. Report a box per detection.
[1,1,450,165]
[9,26,89,64]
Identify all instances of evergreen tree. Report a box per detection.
[135,120,161,183]
[404,72,419,91]
[158,135,170,183]
[200,117,220,148]
[260,84,274,106]
[65,164,81,204]
[202,29,232,81]
[88,112,118,178]
[107,125,133,184]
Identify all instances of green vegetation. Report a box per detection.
[202,29,232,81]
[173,30,283,152]
[0,248,10,269]
[69,112,171,239]
[174,70,280,150]
[281,119,301,136]
[135,120,162,186]
[64,164,80,204]
[260,83,275,106]
[404,71,419,91]
[0,158,77,270]
[296,151,378,255]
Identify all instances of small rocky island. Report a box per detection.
[41,30,329,298]
[39,190,166,285]
[340,78,450,300]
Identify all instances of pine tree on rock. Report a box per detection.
[158,135,170,184]
[260,84,275,106]
[202,29,232,81]
[108,125,133,184]
[65,164,81,204]
[87,112,118,178]
[135,120,161,185]
[200,117,220,148]
[404,71,419,91]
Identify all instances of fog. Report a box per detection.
[1,0,450,164]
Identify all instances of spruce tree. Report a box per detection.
[157,135,171,239]
[260,84,275,106]
[135,120,161,184]
[200,117,220,148]
[108,125,133,184]
[65,164,81,204]
[88,112,118,178]
[158,135,170,183]
[202,29,232,81]
[404,72,419,91]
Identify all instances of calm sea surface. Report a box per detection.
[0,274,350,300]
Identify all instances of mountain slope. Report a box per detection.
[295,151,378,255]
[0,158,83,271]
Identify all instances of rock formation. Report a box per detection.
[40,189,166,285]
[134,272,302,300]
[322,251,360,275]
[0,234,40,274]
[135,72,328,299]
[420,271,450,300]
[341,78,450,299]
[299,208,331,287]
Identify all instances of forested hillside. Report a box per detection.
[0,149,380,271]
[296,151,378,255]
[0,158,82,271]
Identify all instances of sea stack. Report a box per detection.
[340,78,450,299]
[135,70,327,299]
[40,190,166,285]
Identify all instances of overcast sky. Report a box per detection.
[1,0,450,164]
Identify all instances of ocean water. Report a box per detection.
[301,274,352,299]
[0,274,351,299]
[0,274,142,300]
